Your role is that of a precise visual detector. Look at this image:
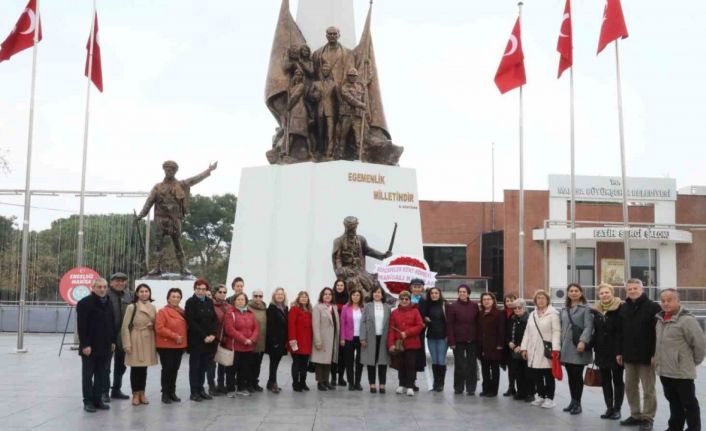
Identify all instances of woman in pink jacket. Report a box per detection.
[340,289,365,390]
[223,293,259,397]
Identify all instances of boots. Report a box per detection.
[138,391,149,405]
[131,392,140,406]
[431,365,440,391]
[438,365,446,392]
[563,399,576,412]
[569,402,582,415]
[292,374,302,392]
[300,373,310,391]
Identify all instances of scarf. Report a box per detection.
[593,297,621,314]
[411,294,422,305]
[237,306,248,313]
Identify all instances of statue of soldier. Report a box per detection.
[332,216,392,293]
[135,160,218,277]
[336,67,367,159]
[309,62,339,158]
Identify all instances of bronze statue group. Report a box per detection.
[77,274,704,431]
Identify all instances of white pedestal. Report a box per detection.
[226,161,423,301]
[135,279,195,310]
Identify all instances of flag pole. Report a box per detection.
[16,0,41,353]
[569,46,577,284]
[78,0,97,269]
[517,1,525,299]
[491,142,496,231]
[614,39,631,283]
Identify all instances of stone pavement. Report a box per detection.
[1,334,704,431]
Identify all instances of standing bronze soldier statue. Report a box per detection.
[336,67,368,160]
[135,160,218,277]
[332,216,393,293]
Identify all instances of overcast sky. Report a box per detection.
[1,0,704,230]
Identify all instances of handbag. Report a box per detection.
[533,313,553,360]
[584,363,602,387]
[566,308,583,346]
[388,327,405,356]
[214,312,235,366]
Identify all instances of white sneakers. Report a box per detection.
[541,398,556,408]
[406,388,415,397]
[395,387,414,396]
[396,387,405,394]
[531,397,545,406]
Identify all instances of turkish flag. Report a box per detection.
[556,0,572,78]
[85,12,103,92]
[597,0,629,54]
[0,0,42,63]
[494,18,526,94]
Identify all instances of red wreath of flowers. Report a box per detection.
[383,256,427,294]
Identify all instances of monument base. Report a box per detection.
[226,161,423,301]
[136,279,195,310]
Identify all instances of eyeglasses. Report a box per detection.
[400,297,410,301]
[253,295,263,298]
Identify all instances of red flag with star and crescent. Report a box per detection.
[494,17,526,94]
[597,0,629,54]
[0,0,42,63]
[85,12,103,92]
[556,0,572,78]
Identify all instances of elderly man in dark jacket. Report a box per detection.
[103,272,132,401]
[446,284,480,395]
[77,278,115,413]
[616,279,662,431]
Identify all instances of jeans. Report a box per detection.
[481,359,500,395]
[452,342,478,393]
[82,354,110,405]
[105,346,127,394]
[217,363,227,387]
[268,352,283,385]
[564,363,585,403]
[188,350,211,395]
[157,348,184,395]
[427,338,448,365]
[531,368,555,399]
[234,351,255,390]
[397,349,418,388]
[660,376,701,431]
[624,362,657,421]
[600,366,624,410]
[344,337,363,385]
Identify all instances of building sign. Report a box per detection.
[548,175,676,202]
[601,259,625,286]
[59,267,100,306]
[593,228,671,240]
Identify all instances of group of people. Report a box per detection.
[77,275,704,431]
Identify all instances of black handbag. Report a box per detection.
[533,313,553,360]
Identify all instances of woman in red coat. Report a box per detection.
[288,291,313,392]
[387,291,424,396]
[223,293,259,396]
[478,292,506,397]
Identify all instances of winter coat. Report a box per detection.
[223,308,259,352]
[340,304,364,342]
[311,303,340,364]
[559,304,594,365]
[387,304,425,351]
[287,306,313,355]
[213,298,233,343]
[478,307,506,361]
[520,305,561,369]
[248,300,268,353]
[446,299,480,347]
[76,293,116,357]
[184,295,218,354]
[655,307,706,380]
[360,301,391,366]
[617,293,662,365]
[155,305,187,349]
[121,301,158,367]
[591,299,622,369]
[423,300,447,339]
[107,286,132,349]
[266,303,288,356]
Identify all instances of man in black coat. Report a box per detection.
[185,279,218,401]
[104,272,132,401]
[616,279,662,431]
[76,278,115,413]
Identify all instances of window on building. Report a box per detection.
[630,249,657,287]
[567,247,595,287]
[423,246,467,276]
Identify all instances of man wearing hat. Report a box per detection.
[136,160,217,276]
[104,272,132,401]
[336,67,368,159]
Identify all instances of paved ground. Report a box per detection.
[1,334,704,431]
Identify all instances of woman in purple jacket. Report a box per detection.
[340,289,365,390]
[478,292,505,397]
[446,284,480,395]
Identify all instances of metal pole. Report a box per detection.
[78,1,97,268]
[16,0,41,354]
[145,211,151,270]
[569,64,577,283]
[615,39,631,284]
[543,220,548,291]
[491,142,496,231]
[518,1,525,299]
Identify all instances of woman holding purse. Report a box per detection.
[387,290,424,397]
[223,292,259,397]
[288,291,313,392]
